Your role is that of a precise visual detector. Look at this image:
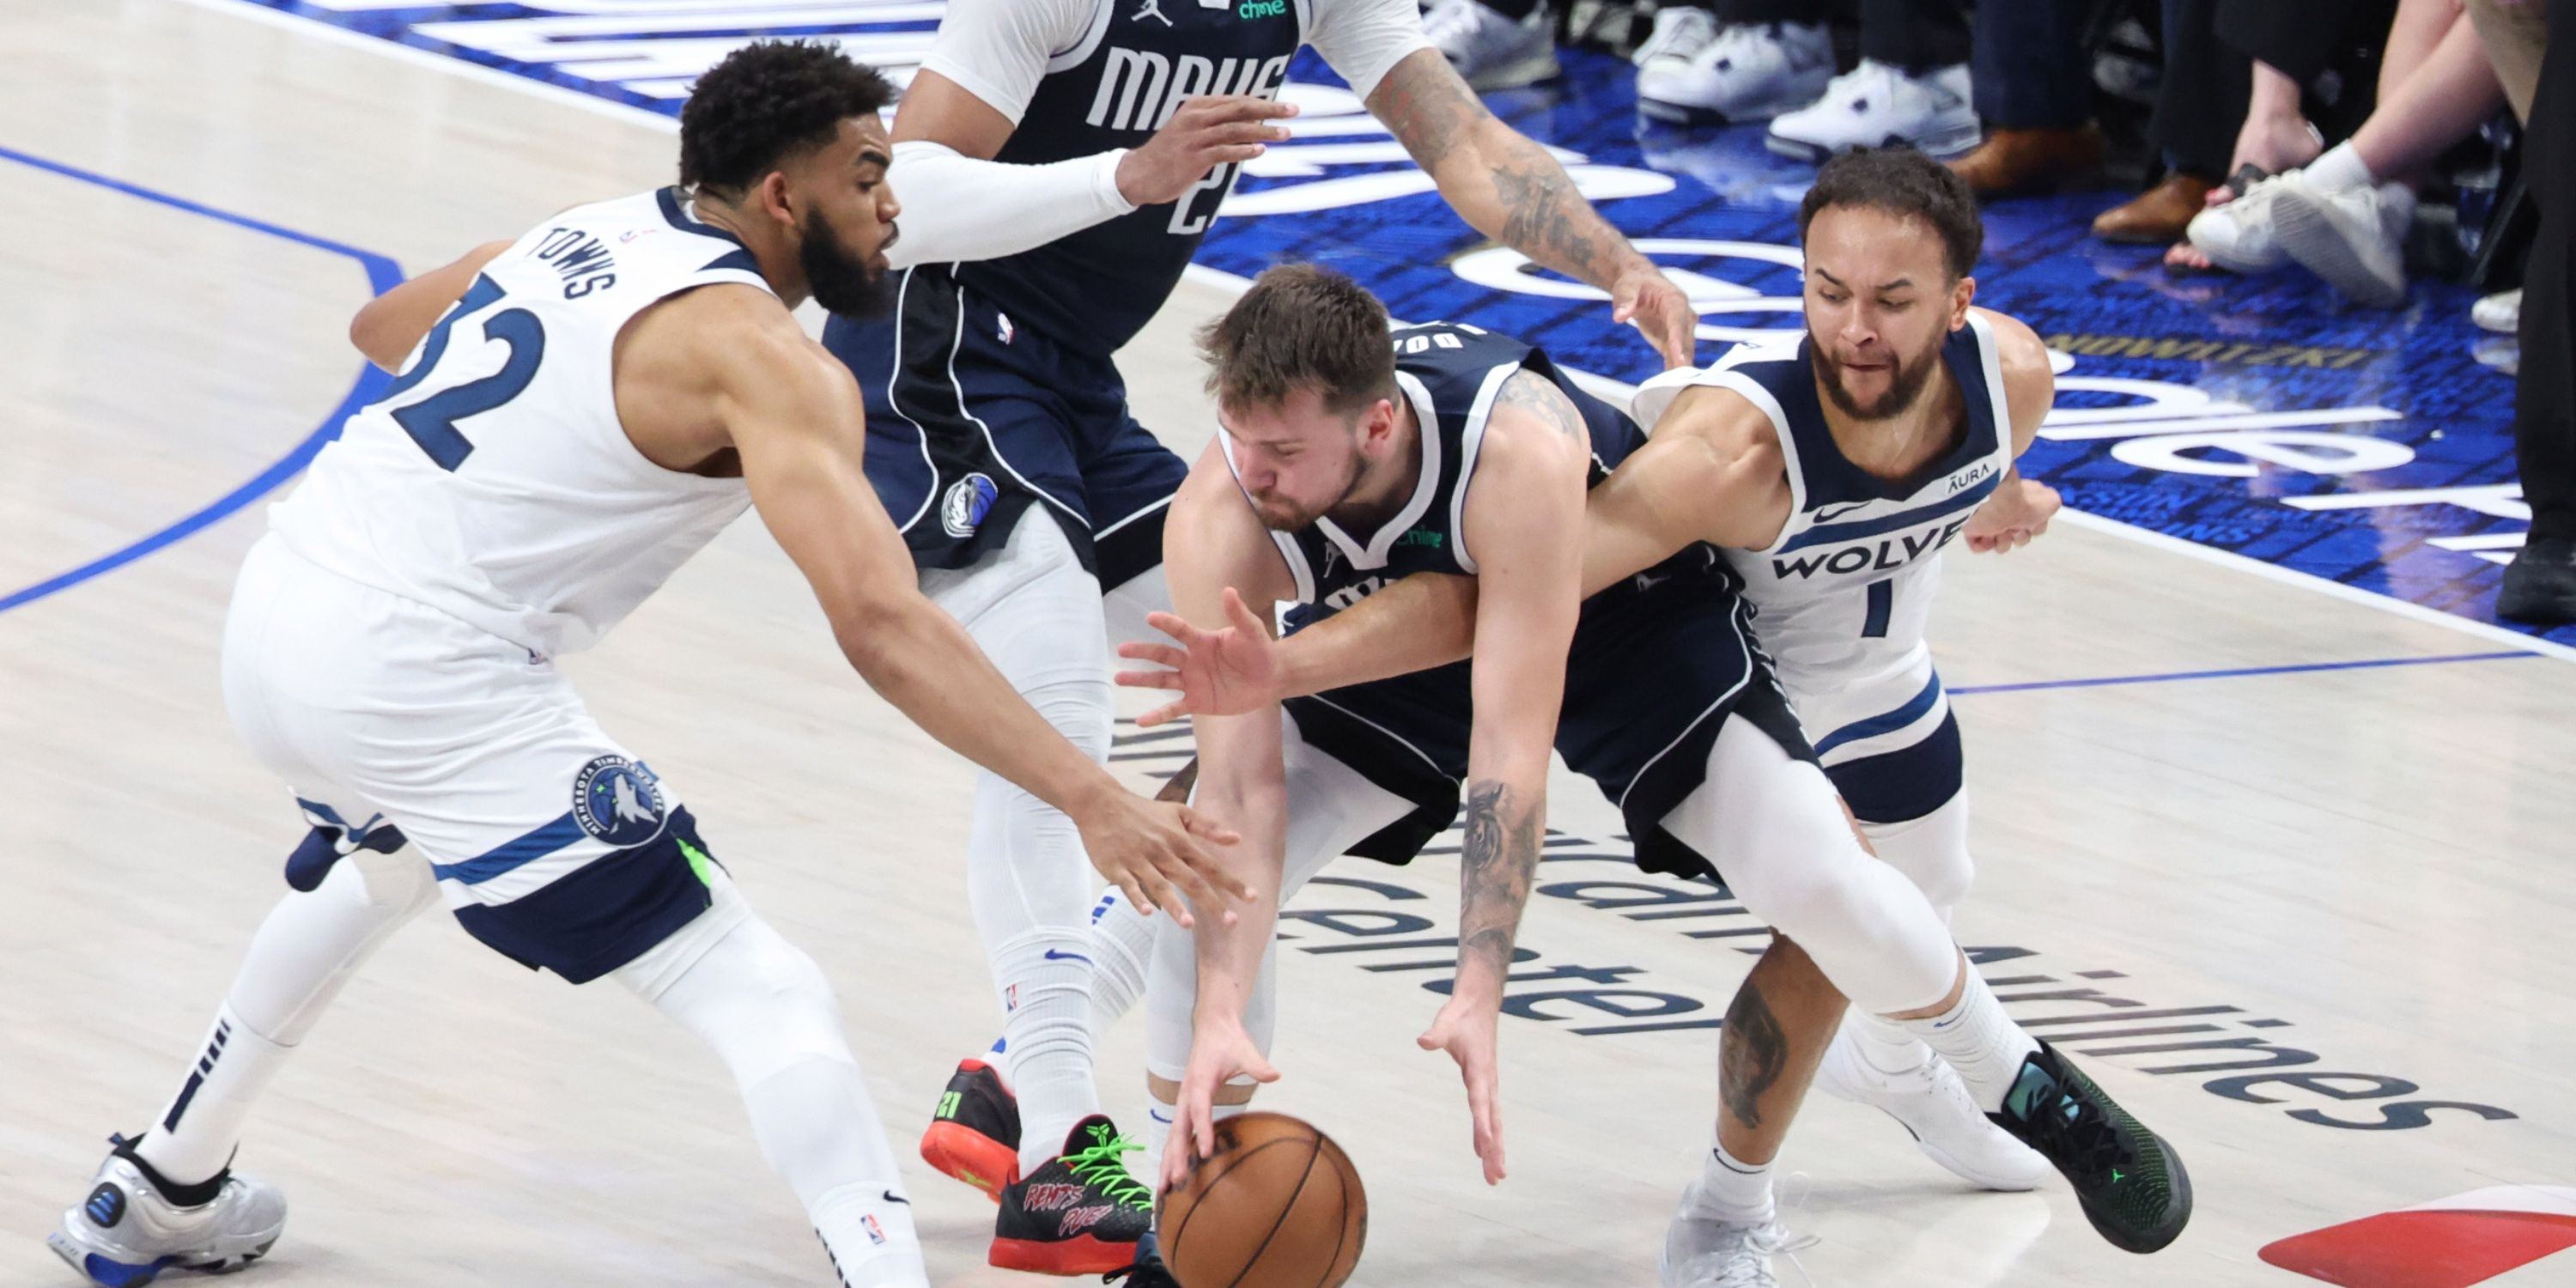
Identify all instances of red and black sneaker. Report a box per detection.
[991,1116,1154,1276]
[920,1057,1023,1202]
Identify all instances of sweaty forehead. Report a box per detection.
[1808,206,1947,279]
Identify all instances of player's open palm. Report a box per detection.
[1116,95,1299,206]
[1164,1018,1281,1190]
[1963,477,2061,554]
[1073,793,1251,929]
[1115,586,1281,726]
[1419,994,1508,1185]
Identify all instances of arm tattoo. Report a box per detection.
[1719,977,1789,1129]
[1496,370,1589,445]
[1457,778,1541,982]
[1492,155,1599,282]
[1372,52,1474,173]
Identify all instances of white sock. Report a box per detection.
[1691,1142,1776,1226]
[134,1003,289,1186]
[1852,1012,1931,1077]
[135,848,434,1184]
[1896,963,2039,1113]
[996,930,1099,1173]
[811,1183,927,1288]
[1088,889,1155,1035]
[2305,140,2376,193]
[1142,1097,1249,1181]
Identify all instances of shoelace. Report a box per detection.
[2016,1077,2128,1188]
[1066,1131,1156,1211]
[1680,1223,1821,1288]
[1639,9,1717,64]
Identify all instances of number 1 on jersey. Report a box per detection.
[386,273,547,471]
[1862,579,1893,638]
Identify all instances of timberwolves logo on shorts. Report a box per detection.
[572,755,666,848]
[942,472,999,538]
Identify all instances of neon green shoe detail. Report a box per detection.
[1065,1123,1154,1212]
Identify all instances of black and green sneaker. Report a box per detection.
[1990,1042,2192,1254]
[991,1116,1155,1275]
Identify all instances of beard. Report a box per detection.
[1812,337,1940,422]
[799,210,897,319]
[1250,452,1364,532]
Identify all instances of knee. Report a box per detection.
[1865,800,1975,911]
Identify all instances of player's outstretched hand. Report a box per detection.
[1164,1018,1282,1191]
[1612,264,1698,369]
[1115,586,1281,727]
[1071,791,1250,930]
[1418,993,1507,1185]
[1117,95,1299,207]
[1963,477,2062,554]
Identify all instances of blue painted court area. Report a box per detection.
[0,144,400,615]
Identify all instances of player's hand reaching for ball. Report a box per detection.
[1115,586,1283,726]
[1419,993,1508,1185]
[1963,477,2062,554]
[1164,1017,1282,1191]
[1117,95,1300,208]
[1071,789,1251,930]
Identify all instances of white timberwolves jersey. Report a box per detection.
[270,189,772,658]
[1634,313,2014,708]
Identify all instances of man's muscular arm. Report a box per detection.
[1420,371,1589,1186]
[1117,385,1790,711]
[1962,309,2063,554]
[668,289,1247,922]
[1366,52,1696,367]
[1157,442,1303,1184]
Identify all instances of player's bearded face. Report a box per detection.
[1811,325,1941,422]
[1249,440,1364,532]
[798,207,896,319]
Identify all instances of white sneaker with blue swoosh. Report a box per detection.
[48,1138,285,1287]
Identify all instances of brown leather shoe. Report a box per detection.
[1947,126,2107,199]
[2092,173,2216,244]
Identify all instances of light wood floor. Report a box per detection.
[4,3,2573,1285]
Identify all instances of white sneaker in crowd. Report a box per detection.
[1425,0,1559,91]
[1766,59,1978,161]
[1640,19,1834,125]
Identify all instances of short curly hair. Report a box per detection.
[679,41,896,198]
[1797,146,1984,281]
[1198,264,1396,418]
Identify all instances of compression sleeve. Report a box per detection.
[884,139,1139,269]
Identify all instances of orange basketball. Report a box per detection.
[1158,1112,1367,1288]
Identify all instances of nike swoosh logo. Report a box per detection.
[1813,502,1874,522]
[1044,949,1092,963]
[1150,1109,1174,1124]
[883,1190,911,1206]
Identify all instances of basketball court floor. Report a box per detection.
[4,2,2574,1285]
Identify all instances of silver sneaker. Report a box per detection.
[2270,174,2415,307]
[1660,1186,1816,1288]
[2186,173,2293,275]
[1815,1022,2049,1193]
[1423,0,1558,91]
[1640,21,1834,125]
[47,1141,285,1286]
[1766,59,1979,161]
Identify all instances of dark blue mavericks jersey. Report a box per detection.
[967,0,1303,358]
[1251,324,1813,884]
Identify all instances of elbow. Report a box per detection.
[347,304,400,372]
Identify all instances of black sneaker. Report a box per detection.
[1989,1042,2192,1254]
[2500,536,2576,624]
[1101,1229,1182,1286]
[992,1116,1154,1275]
[920,1057,1022,1201]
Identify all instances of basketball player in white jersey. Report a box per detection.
[43,42,1244,1288]
[1114,154,2120,1284]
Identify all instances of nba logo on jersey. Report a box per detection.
[943,473,1000,538]
[997,312,1015,345]
[573,756,665,847]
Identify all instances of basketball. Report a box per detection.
[1158,1113,1367,1288]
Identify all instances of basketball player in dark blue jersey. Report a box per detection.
[822,0,1699,1272]
[1119,161,2185,1285]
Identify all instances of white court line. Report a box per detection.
[185,0,2576,670]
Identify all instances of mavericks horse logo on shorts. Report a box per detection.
[573,755,667,848]
[942,472,999,538]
